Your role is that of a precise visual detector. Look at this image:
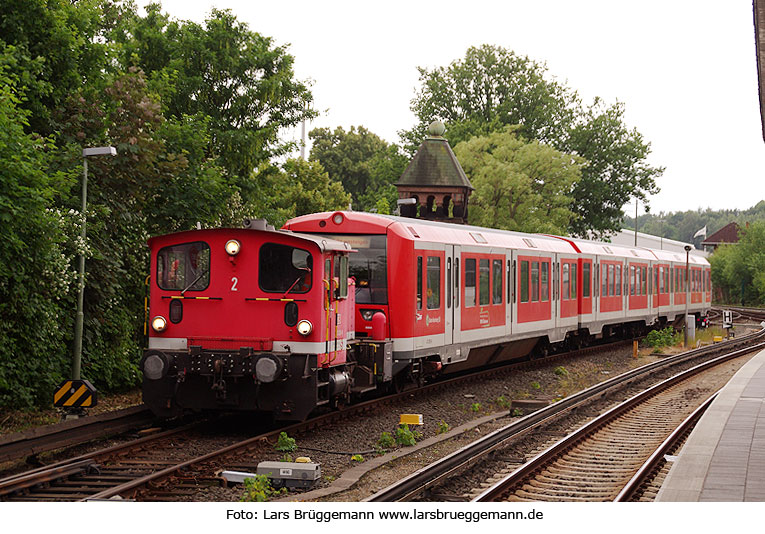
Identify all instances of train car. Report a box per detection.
[140,219,358,420]
[141,210,711,421]
[286,211,711,382]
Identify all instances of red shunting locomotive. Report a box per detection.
[141,218,369,421]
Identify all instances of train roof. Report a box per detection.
[147,226,355,254]
[285,212,711,265]
[285,211,577,254]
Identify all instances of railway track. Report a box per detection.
[473,347,751,502]
[4,327,760,502]
[0,405,156,465]
[0,336,644,501]
[366,329,765,502]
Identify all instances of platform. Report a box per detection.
[656,347,765,501]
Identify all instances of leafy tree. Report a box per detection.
[453,128,582,234]
[51,68,190,391]
[563,99,662,238]
[0,0,110,135]
[710,222,765,305]
[0,63,73,407]
[403,44,577,151]
[309,126,407,212]
[253,158,352,229]
[110,4,315,181]
[404,44,662,237]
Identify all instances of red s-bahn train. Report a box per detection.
[141,212,711,420]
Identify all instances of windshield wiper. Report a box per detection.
[282,267,311,298]
[181,269,208,295]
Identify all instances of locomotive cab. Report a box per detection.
[141,222,356,421]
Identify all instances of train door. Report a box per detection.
[444,245,457,347]
[578,257,593,317]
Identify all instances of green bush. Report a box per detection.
[437,420,450,434]
[645,327,680,351]
[240,475,286,502]
[275,432,297,452]
[394,424,421,446]
[377,431,395,450]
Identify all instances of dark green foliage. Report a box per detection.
[710,222,765,305]
[0,62,73,407]
[309,126,407,213]
[0,2,346,409]
[644,327,680,351]
[240,474,286,502]
[394,424,422,446]
[275,431,297,452]
[377,431,395,450]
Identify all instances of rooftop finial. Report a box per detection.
[427,120,446,137]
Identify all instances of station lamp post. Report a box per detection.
[683,244,692,348]
[72,146,117,380]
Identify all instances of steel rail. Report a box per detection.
[0,405,154,464]
[366,328,765,502]
[613,391,718,502]
[473,343,763,502]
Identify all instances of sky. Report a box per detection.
[154,0,765,215]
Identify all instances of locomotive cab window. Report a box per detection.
[157,241,210,291]
[259,243,312,293]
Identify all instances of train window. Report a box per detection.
[562,263,570,300]
[615,265,621,296]
[427,256,440,309]
[541,262,549,301]
[635,267,640,296]
[608,264,615,296]
[641,267,647,295]
[630,266,636,296]
[336,255,349,299]
[571,264,577,298]
[492,259,503,304]
[479,259,490,305]
[531,261,540,302]
[447,258,452,309]
[313,234,387,304]
[520,261,529,303]
[465,258,476,307]
[157,241,210,292]
[601,264,608,297]
[417,257,423,310]
[259,243,312,294]
[583,263,590,298]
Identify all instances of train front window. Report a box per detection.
[312,234,387,304]
[259,243,312,293]
[157,241,210,292]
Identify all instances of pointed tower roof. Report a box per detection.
[396,122,474,190]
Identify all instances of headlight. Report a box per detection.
[296,319,313,336]
[225,239,241,256]
[360,309,379,321]
[151,315,167,332]
[332,213,344,225]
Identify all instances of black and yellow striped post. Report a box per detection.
[53,379,98,409]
